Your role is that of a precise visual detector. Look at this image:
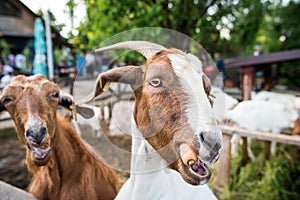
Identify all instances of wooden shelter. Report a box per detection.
[0,0,71,54]
[223,49,300,164]
[224,49,300,100]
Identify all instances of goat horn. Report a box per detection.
[94,41,167,59]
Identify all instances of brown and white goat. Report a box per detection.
[0,75,122,200]
[78,41,222,199]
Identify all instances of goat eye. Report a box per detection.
[3,96,13,104]
[51,91,59,98]
[150,78,161,87]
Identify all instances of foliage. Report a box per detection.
[73,1,272,55]
[0,39,13,58]
[0,127,18,141]
[37,10,65,33]
[268,1,300,51]
[68,0,300,88]
[219,144,300,200]
[22,47,33,70]
[72,0,300,55]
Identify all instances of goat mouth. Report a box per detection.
[178,143,211,185]
[27,137,51,165]
[187,159,211,183]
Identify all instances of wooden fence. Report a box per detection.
[216,125,300,192]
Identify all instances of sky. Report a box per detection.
[20,0,86,37]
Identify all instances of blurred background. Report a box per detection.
[0,0,300,200]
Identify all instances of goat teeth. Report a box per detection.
[188,159,196,166]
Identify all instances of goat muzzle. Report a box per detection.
[178,143,211,185]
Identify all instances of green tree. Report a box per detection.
[37,9,64,33]
[0,39,13,58]
[65,0,78,37]
[72,0,300,59]
[269,1,300,51]
[74,0,271,56]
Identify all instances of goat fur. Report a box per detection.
[0,75,122,200]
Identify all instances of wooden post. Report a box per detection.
[241,137,249,165]
[264,141,271,160]
[216,134,232,193]
[241,67,254,100]
[290,145,298,164]
[241,67,254,163]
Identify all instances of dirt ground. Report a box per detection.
[0,122,132,191]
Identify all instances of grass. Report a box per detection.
[214,143,300,200]
[0,127,18,142]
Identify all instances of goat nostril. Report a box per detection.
[199,132,205,143]
[40,127,47,137]
[214,142,221,152]
[26,129,34,138]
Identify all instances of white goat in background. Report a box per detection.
[72,104,110,137]
[109,101,134,136]
[226,100,299,159]
[211,87,239,124]
[252,91,300,110]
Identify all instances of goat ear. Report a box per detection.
[77,65,143,105]
[75,106,95,119]
[202,74,211,95]
[59,90,95,119]
[202,74,214,106]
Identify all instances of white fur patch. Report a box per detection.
[25,112,45,134]
[168,53,217,133]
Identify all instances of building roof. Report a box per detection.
[0,0,72,49]
[224,49,300,68]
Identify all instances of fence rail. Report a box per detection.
[221,125,300,146]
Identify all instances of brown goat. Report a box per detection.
[0,75,122,200]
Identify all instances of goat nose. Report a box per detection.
[26,127,47,143]
[199,131,222,153]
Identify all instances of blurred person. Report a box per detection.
[57,60,70,85]
[3,58,14,75]
[214,53,225,89]
[8,53,15,67]
[67,52,75,68]
[15,53,27,72]
[77,50,86,76]
[85,52,96,77]
[254,71,264,92]
[253,44,263,56]
[0,70,15,89]
[0,57,4,80]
